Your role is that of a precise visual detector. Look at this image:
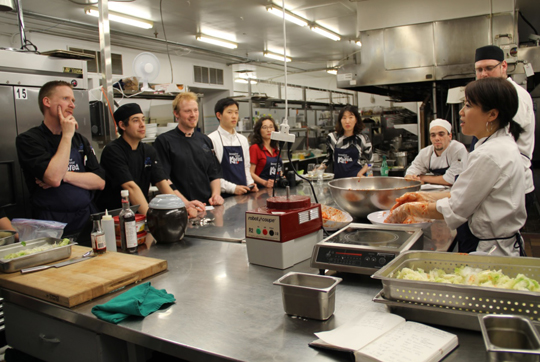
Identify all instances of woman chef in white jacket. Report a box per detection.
[386,77,526,256]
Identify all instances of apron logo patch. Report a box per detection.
[337,154,353,164]
[229,154,243,165]
[67,158,80,171]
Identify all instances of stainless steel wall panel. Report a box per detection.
[384,23,434,70]
[434,16,491,66]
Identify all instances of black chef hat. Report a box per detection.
[114,103,143,123]
[475,45,504,62]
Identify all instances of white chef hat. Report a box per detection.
[429,119,452,134]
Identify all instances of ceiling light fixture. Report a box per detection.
[264,51,291,62]
[326,69,338,75]
[355,40,362,47]
[234,78,258,84]
[310,25,341,41]
[84,6,153,29]
[266,5,308,27]
[196,34,238,49]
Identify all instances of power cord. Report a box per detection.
[286,142,331,237]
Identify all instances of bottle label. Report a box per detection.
[124,220,138,248]
[92,233,107,251]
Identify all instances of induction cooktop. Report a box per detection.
[310,223,423,275]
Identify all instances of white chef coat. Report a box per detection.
[436,128,526,256]
[508,77,535,193]
[405,140,468,184]
[209,126,254,194]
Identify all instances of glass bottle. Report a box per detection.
[380,156,389,177]
[91,214,106,255]
[119,190,138,254]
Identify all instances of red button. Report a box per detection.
[263,229,268,235]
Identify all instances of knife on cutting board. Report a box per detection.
[20,251,95,274]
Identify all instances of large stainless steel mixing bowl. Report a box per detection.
[328,177,421,218]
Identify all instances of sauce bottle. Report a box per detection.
[119,190,138,254]
[91,214,106,255]
[101,209,117,252]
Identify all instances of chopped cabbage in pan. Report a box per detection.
[391,266,540,292]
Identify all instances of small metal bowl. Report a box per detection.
[0,230,17,246]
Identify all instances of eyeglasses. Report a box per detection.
[261,126,275,130]
[475,61,502,74]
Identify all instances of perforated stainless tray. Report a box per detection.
[372,251,540,321]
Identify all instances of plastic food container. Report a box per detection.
[479,315,540,362]
[113,214,146,239]
[116,231,147,247]
[273,272,342,320]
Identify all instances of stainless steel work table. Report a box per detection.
[185,182,456,250]
[1,185,480,362]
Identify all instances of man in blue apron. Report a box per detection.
[405,119,468,186]
[16,80,105,239]
[209,98,258,197]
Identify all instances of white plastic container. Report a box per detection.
[101,210,117,252]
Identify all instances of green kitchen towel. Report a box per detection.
[91,282,175,324]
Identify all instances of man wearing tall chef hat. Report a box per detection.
[405,119,468,186]
[16,80,106,239]
[473,45,535,211]
[97,103,196,217]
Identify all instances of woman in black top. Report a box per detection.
[322,105,373,179]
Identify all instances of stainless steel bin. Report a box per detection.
[479,315,540,362]
[273,272,342,320]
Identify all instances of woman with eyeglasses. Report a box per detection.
[321,104,373,179]
[249,116,283,188]
[386,77,526,256]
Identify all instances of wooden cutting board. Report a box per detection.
[0,246,167,307]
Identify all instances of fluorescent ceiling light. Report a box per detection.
[196,34,238,49]
[326,69,338,75]
[264,51,291,62]
[266,5,308,27]
[234,78,257,84]
[310,25,341,41]
[85,6,153,29]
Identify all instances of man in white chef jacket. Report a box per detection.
[208,98,258,196]
[405,119,468,186]
[473,45,535,211]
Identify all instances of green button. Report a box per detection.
[256,228,261,234]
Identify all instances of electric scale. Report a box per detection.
[311,223,423,275]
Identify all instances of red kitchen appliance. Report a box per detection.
[245,194,322,269]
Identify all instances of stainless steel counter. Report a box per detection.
[185,182,456,251]
[2,236,485,362]
[0,185,474,362]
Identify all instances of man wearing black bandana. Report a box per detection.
[16,80,105,237]
[97,103,196,217]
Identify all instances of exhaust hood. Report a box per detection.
[337,13,540,101]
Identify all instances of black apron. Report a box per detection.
[334,145,362,179]
[32,138,95,237]
[428,148,450,176]
[259,149,282,182]
[456,222,525,256]
[218,132,247,186]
